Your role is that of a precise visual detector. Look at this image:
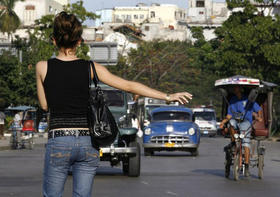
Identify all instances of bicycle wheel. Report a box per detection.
[225,150,231,178]
[233,151,240,181]
[258,154,264,179]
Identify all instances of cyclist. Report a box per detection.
[219,86,262,176]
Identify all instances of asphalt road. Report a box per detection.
[0,137,279,197]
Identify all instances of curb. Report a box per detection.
[268,137,280,142]
[0,143,46,151]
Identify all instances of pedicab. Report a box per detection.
[215,75,277,180]
[6,106,37,149]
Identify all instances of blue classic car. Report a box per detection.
[143,106,200,156]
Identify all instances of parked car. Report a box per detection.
[143,106,200,156]
[192,107,217,137]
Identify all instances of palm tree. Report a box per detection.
[0,0,23,41]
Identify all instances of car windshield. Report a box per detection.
[103,90,124,107]
[194,112,215,121]
[145,105,161,118]
[152,111,191,121]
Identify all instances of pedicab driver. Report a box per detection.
[219,86,262,176]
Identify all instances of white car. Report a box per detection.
[192,107,217,137]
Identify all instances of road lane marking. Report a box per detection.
[166,191,178,196]
[141,181,149,185]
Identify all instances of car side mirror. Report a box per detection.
[248,88,259,102]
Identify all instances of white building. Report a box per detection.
[186,0,229,41]
[94,3,188,41]
[14,0,69,27]
[0,0,69,42]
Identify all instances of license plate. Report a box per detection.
[164,142,175,147]
[203,131,209,134]
[99,149,103,157]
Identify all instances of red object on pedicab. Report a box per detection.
[22,120,35,132]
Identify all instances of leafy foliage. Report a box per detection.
[0,0,23,39]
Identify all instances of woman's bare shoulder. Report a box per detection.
[36,61,47,73]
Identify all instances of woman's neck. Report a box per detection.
[56,49,79,61]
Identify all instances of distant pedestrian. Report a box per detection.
[10,112,22,149]
[132,114,143,138]
[36,11,192,197]
[0,111,5,138]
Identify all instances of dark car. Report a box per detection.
[143,106,200,156]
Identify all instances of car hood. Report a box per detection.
[149,121,195,134]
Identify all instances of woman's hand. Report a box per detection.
[168,92,192,105]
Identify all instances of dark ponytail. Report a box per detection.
[52,11,83,50]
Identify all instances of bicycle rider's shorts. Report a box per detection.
[229,119,251,148]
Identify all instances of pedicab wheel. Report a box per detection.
[28,138,34,150]
[225,163,230,178]
[233,153,240,181]
[258,154,264,179]
[225,155,231,178]
[225,149,232,178]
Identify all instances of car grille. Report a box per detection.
[200,127,212,130]
[150,135,189,144]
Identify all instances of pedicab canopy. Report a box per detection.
[215,75,260,87]
[215,75,278,138]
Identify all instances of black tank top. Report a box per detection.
[43,58,89,130]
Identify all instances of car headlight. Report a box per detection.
[144,128,152,135]
[234,133,239,139]
[188,128,195,135]
[239,133,245,139]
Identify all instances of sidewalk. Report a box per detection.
[0,133,48,151]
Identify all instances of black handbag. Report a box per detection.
[87,61,119,149]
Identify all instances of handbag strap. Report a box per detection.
[88,60,99,88]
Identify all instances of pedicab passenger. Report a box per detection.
[219,86,263,176]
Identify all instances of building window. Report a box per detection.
[140,14,144,19]
[196,0,205,7]
[145,26,149,31]
[150,11,155,18]
[134,14,138,19]
[25,5,35,10]
[199,11,204,15]
[127,15,131,20]
[24,5,35,22]
[49,6,53,13]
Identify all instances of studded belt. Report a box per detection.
[48,129,91,139]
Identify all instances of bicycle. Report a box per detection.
[224,120,265,180]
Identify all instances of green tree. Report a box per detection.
[0,0,23,40]
[213,3,280,84]
[0,50,21,107]
[63,0,99,24]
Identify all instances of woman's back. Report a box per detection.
[43,58,89,129]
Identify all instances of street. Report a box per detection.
[0,137,279,197]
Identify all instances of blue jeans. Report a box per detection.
[43,135,99,197]
[229,119,251,148]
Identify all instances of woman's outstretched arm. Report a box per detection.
[94,62,192,104]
